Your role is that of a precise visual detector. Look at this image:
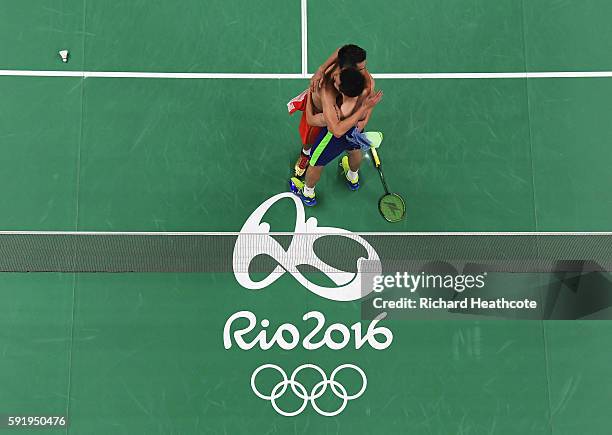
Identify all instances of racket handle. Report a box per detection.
[370,147,381,167]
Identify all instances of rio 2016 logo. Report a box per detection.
[232,193,381,301]
[223,311,392,351]
[228,193,392,417]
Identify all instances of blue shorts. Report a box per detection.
[309,127,360,167]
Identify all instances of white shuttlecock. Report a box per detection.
[59,50,69,63]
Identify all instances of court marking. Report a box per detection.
[301,0,308,76]
[0,231,609,235]
[2,70,612,79]
[3,0,612,81]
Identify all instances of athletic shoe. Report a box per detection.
[340,156,360,191]
[289,177,317,206]
[294,151,310,177]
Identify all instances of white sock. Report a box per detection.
[303,147,312,156]
[346,170,359,183]
[303,185,315,197]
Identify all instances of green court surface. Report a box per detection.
[2,1,612,434]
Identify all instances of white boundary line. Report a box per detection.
[2,70,612,79]
[0,231,609,236]
[301,0,308,76]
[373,71,612,79]
[0,70,307,79]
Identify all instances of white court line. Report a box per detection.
[301,0,308,76]
[374,71,612,79]
[0,231,609,236]
[0,70,306,79]
[0,70,84,77]
[2,70,612,79]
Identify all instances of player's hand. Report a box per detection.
[310,69,324,92]
[356,120,366,132]
[364,90,383,109]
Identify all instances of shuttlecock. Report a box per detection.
[59,50,69,63]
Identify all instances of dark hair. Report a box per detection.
[338,44,367,69]
[339,68,365,97]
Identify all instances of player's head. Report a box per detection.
[338,44,367,71]
[336,67,365,98]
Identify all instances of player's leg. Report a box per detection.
[290,129,344,205]
[294,104,322,177]
[294,151,310,178]
[303,165,323,198]
[347,148,362,171]
[340,148,362,191]
[289,162,323,207]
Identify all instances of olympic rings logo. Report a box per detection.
[250,364,367,417]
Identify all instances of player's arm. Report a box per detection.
[305,91,327,127]
[322,87,383,138]
[365,69,375,95]
[356,108,373,132]
[356,71,376,130]
[310,47,340,92]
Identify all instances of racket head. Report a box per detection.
[364,131,383,148]
[378,193,406,222]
